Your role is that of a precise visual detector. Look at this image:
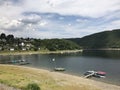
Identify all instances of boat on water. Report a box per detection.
[54,67,65,71]
[19,60,30,65]
[84,70,106,78]
[52,58,65,71]
[8,59,30,65]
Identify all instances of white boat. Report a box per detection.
[84,70,106,78]
[54,67,65,71]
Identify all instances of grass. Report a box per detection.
[0,65,100,90]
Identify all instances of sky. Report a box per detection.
[0,0,120,39]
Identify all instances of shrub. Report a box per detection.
[24,83,40,90]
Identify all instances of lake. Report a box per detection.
[0,50,120,85]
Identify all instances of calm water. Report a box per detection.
[0,50,120,85]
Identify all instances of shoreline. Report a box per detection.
[28,65,120,86]
[84,48,120,51]
[0,50,83,56]
[0,64,120,90]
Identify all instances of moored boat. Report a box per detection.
[84,70,106,78]
[8,59,30,65]
[54,67,65,71]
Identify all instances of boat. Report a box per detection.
[18,59,30,65]
[54,67,65,71]
[8,59,30,65]
[95,71,106,78]
[84,70,106,78]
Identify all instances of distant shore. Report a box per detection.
[1,48,120,56]
[0,65,120,90]
[84,48,120,50]
[0,49,83,56]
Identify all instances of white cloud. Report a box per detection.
[21,14,42,24]
[0,0,120,18]
[39,21,47,26]
[22,0,120,18]
[104,20,120,30]
[0,0,120,38]
[111,20,120,25]
[0,17,22,30]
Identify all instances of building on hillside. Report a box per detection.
[0,47,2,51]
[20,42,25,46]
[10,48,15,51]
[22,48,26,51]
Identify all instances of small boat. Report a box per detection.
[18,59,30,65]
[95,71,106,78]
[84,70,106,78]
[54,67,65,71]
[8,59,30,65]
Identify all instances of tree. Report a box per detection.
[0,33,6,39]
[6,34,14,46]
[7,34,14,40]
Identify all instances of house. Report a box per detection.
[0,47,2,51]
[38,48,41,50]
[10,48,15,51]
[21,42,25,46]
[22,48,26,51]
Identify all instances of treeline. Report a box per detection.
[33,39,80,51]
[0,33,80,51]
[69,29,120,49]
[1,29,120,51]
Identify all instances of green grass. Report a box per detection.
[0,65,100,90]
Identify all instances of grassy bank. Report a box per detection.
[0,65,120,90]
[0,50,82,56]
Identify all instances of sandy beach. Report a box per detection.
[0,65,120,90]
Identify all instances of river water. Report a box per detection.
[0,50,120,85]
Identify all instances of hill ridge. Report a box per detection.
[69,29,120,49]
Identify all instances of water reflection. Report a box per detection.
[82,50,120,59]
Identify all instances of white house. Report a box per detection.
[22,48,26,51]
[21,42,25,46]
[10,48,14,51]
[0,47,2,50]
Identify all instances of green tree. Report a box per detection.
[6,34,14,44]
[0,33,6,39]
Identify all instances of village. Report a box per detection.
[0,33,80,52]
[0,33,41,51]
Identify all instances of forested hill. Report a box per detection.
[1,29,120,51]
[0,33,80,51]
[68,29,120,49]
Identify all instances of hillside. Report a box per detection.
[1,29,120,50]
[69,29,120,49]
[0,33,80,51]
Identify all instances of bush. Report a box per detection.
[24,83,40,90]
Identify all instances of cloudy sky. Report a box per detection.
[0,0,120,38]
